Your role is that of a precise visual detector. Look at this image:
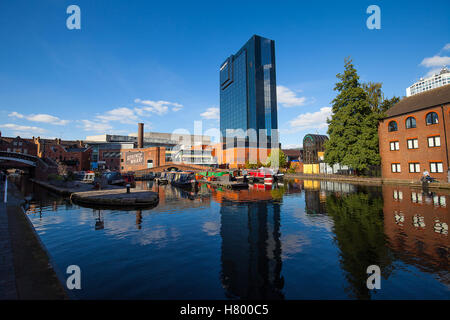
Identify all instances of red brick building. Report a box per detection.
[0,133,37,156]
[120,147,166,172]
[98,149,121,171]
[378,85,450,182]
[34,138,92,171]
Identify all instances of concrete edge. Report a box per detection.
[7,181,69,299]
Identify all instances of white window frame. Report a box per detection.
[409,163,420,173]
[407,139,418,149]
[427,136,441,147]
[390,141,400,151]
[391,163,401,173]
[430,162,443,173]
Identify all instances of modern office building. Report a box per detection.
[220,35,278,149]
[379,84,450,182]
[406,66,450,97]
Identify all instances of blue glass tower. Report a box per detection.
[220,35,278,148]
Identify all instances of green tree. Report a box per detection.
[325,58,398,173]
[266,149,287,168]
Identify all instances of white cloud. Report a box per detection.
[288,107,332,131]
[8,112,24,119]
[0,123,46,135]
[419,44,450,77]
[420,55,450,68]
[277,85,307,107]
[96,107,138,124]
[134,98,183,116]
[8,112,69,125]
[200,107,220,120]
[80,120,113,133]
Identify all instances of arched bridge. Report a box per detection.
[0,151,39,166]
[0,151,58,179]
[132,163,224,176]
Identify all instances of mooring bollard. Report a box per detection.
[126,184,130,194]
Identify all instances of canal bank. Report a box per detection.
[0,179,67,299]
[285,173,450,190]
[31,178,159,208]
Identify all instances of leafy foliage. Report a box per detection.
[324,58,399,172]
[266,149,287,168]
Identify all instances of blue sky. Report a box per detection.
[0,0,449,147]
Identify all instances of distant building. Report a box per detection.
[84,135,135,171]
[303,134,328,164]
[406,66,450,97]
[40,143,92,172]
[86,124,215,171]
[378,84,450,182]
[220,35,278,149]
[0,133,37,156]
[120,147,166,172]
[282,148,303,165]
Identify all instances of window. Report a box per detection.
[393,190,403,200]
[427,136,441,147]
[407,138,419,149]
[405,117,416,129]
[430,162,443,173]
[411,192,423,203]
[388,121,398,132]
[409,163,420,173]
[391,163,401,173]
[389,141,400,151]
[426,112,439,125]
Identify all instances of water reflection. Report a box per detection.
[219,200,284,299]
[14,176,450,299]
[326,189,394,300]
[382,186,449,286]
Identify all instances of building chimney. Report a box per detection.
[138,123,144,149]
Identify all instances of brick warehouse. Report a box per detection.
[378,84,450,182]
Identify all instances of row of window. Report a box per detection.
[393,190,447,207]
[389,136,441,150]
[388,112,439,132]
[6,148,28,154]
[391,162,444,173]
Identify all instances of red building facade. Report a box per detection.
[378,85,450,182]
[0,133,37,156]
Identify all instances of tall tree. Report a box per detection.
[325,59,399,173]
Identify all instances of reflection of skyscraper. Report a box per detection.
[220,200,284,299]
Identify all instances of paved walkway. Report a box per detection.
[0,179,67,299]
[0,182,18,299]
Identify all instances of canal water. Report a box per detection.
[15,178,449,300]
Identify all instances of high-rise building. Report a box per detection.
[220,35,278,148]
[406,66,450,97]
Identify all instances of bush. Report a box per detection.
[48,174,64,181]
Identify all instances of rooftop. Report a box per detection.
[386,83,450,118]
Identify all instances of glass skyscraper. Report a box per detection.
[220,35,278,148]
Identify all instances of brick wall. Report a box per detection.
[120,147,166,172]
[378,104,450,182]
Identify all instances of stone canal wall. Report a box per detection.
[0,180,67,299]
[285,173,450,189]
